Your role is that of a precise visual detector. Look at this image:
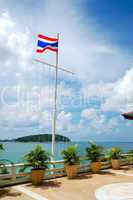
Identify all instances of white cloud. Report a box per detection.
[0,11,15,36]
[81,108,98,119]
[0,1,133,140]
[39,110,52,130]
[80,108,118,134]
[81,65,133,113]
[0,11,32,86]
[57,111,73,132]
[0,104,40,128]
[102,67,133,112]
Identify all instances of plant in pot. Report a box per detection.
[23,145,50,185]
[86,141,104,173]
[0,144,4,167]
[127,149,133,168]
[0,144,4,151]
[0,144,11,174]
[61,145,80,179]
[109,147,122,170]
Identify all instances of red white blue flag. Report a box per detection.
[36,34,58,53]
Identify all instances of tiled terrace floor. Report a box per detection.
[0,187,32,200]
[1,167,133,200]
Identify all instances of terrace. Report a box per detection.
[1,155,133,200]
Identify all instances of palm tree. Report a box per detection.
[128,149,133,168]
[0,144,4,151]
[0,144,12,174]
[86,141,104,173]
[0,144,4,166]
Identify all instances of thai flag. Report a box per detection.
[36,34,58,53]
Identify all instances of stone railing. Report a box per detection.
[0,154,130,187]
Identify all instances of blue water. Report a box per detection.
[0,142,133,163]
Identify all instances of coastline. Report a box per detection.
[1,141,133,163]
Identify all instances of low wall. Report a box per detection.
[0,155,129,187]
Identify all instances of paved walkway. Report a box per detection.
[1,169,133,200]
[14,186,48,200]
[0,187,33,200]
[110,168,133,176]
[23,172,133,200]
[96,182,133,200]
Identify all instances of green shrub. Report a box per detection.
[0,144,13,172]
[109,147,122,160]
[23,145,51,170]
[0,167,9,174]
[0,144,4,166]
[0,144,4,151]
[128,149,133,165]
[61,145,80,165]
[86,141,104,162]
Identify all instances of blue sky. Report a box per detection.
[85,0,133,51]
[0,0,133,141]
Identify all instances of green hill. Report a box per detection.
[14,134,70,142]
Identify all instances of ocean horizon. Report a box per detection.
[1,141,133,163]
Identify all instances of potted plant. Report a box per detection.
[0,144,11,174]
[61,145,80,179]
[86,141,103,173]
[0,144,4,151]
[0,144,4,167]
[127,149,133,168]
[23,145,50,185]
[109,147,122,169]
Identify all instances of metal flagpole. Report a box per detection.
[34,33,74,160]
[51,33,59,159]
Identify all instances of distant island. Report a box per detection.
[0,134,71,143]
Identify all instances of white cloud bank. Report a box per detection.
[82,66,133,113]
[80,108,118,134]
[0,11,32,84]
[0,0,133,140]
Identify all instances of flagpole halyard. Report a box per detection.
[51,33,59,160]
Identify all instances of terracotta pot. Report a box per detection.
[65,165,78,179]
[91,162,101,173]
[111,159,120,169]
[31,169,44,185]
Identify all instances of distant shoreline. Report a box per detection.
[0,134,70,143]
[1,140,133,143]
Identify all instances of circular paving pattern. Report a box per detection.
[95,182,133,200]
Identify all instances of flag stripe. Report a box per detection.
[38,40,58,48]
[36,46,58,53]
[38,34,58,42]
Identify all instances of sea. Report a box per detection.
[1,141,133,164]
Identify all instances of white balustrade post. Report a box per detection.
[11,165,16,182]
